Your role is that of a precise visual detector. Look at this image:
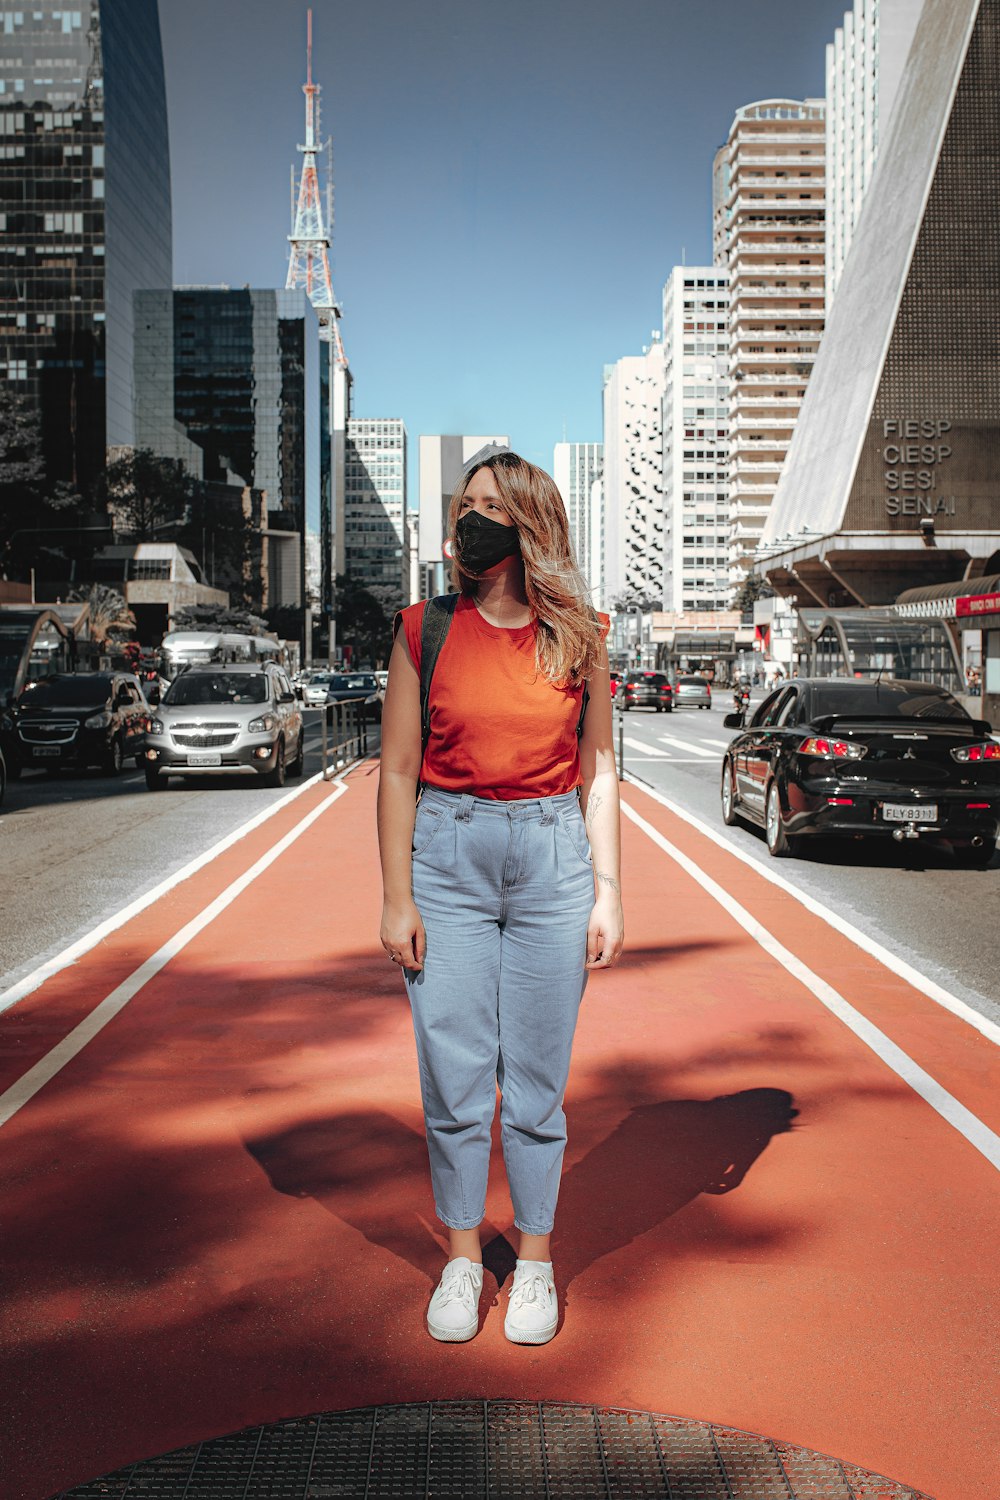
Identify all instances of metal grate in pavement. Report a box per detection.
[52,1401,934,1499]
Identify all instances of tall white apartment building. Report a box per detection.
[602,340,666,605]
[553,442,603,600]
[343,418,408,610]
[661,267,731,614]
[417,433,509,597]
[826,0,924,302]
[714,99,826,587]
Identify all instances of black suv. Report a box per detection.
[622,671,673,712]
[10,672,150,776]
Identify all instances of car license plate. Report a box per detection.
[33,745,61,757]
[883,803,937,823]
[187,752,222,767]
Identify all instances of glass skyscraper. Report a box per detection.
[134,287,327,611]
[0,0,172,490]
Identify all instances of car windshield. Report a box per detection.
[812,683,969,721]
[678,677,706,686]
[330,675,375,689]
[20,676,111,708]
[164,672,269,706]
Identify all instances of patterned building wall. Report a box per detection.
[845,0,1000,534]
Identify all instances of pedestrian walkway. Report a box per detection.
[0,761,996,1500]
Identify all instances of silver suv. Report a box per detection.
[143,662,304,791]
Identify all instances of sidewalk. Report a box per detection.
[0,762,996,1500]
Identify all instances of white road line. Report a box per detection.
[697,736,732,749]
[625,774,1000,1048]
[622,736,669,759]
[0,778,352,1130]
[0,767,331,1014]
[657,734,717,758]
[621,800,1000,1172]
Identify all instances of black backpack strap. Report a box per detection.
[419,593,459,751]
[576,685,590,740]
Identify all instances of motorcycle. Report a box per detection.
[732,684,751,716]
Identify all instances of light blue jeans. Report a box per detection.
[404,786,595,1235]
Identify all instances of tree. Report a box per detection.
[609,591,660,613]
[68,583,135,646]
[334,573,393,666]
[96,448,196,541]
[732,572,774,616]
[171,603,269,635]
[0,388,91,578]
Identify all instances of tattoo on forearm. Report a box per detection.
[585,792,604,829]
[596,870,620,895]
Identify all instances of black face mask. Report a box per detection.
[454,510,521,574]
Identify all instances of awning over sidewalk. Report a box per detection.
[670,631,735,657]
[895,572,1000,622]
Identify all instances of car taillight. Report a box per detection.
[659,686,671,695]
[951,742,1000,762]
[626,684,637,693]
[797,736,868,760]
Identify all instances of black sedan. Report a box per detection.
[325,672,382,715]
[720,677,999,864]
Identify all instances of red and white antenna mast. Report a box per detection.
[286,9,347,367]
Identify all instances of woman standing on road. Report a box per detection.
[377,448,623,1346]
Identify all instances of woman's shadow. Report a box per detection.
[246,1088,797,1292]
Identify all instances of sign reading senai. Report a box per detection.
[882,417,953,505]
[846,417,1000,532]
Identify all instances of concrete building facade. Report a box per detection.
[602,341,666,606]
[661,267,731,614]
[552,442,603,601]
[344,418,408,612]
[761,0,1000,607]
[825,0,924,303]
[714,99,826,589]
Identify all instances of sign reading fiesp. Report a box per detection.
[956,592,1000,618]
[882,418,957,515]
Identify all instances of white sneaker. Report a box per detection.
[504,1259,558,1345]
[426,1257,483,1342]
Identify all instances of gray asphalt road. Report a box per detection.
[3,701,996,1031]
[616,697,1000,1028]
[0,712,375,996]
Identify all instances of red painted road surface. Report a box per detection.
[0,763,997,1500]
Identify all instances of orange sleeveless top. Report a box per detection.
[398,594,609,800]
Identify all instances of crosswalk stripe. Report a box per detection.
[622,736,669,758]
[657,734,717,758]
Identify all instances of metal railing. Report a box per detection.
[316,700,379,779]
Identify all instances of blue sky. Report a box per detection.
[161,0,850,488]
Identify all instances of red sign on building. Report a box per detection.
[956,592,1000,618]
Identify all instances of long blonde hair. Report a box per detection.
[447,451,604,685]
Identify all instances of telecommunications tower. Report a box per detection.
[287,9,347,369]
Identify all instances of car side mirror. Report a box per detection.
[279,690,296,703]
[723,712,745,729]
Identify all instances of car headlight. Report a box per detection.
[248,712,277,733]
[84,710,112,729]
[145,717,164,735]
